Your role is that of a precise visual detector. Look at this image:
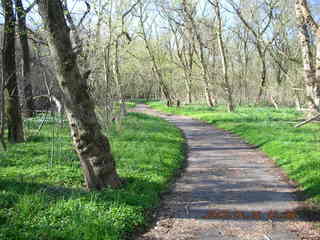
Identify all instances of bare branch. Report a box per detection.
[25,0,36,13]
[77,1,91,28]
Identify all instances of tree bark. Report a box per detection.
[15,0,35,118]
[37,0,121,190]
[295,0,320,113]
[2,0,25,143]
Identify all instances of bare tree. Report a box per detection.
[228,0,277,103]
[37,0,121,190]
[170,24,195,104]
[138,2,174,106]
[208,0,235,111]
[162,1,196,104]
[181,0,215,107]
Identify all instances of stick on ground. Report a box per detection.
[294,113,320,128]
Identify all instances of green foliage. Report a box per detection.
[149,102,320,204]
[0,112,185,240]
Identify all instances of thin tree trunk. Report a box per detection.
[212,0,235,112]
[138,8,173,106]
[182,0,214,107]
[37,0,121,190]
[15,0,34,118]
[294,89,302,111]
[0,63,6,150]
[256,47,267,104]
[114,39,127,116]
[203,77,214,107]
[184,73,192,104]
[103,46,112,115]
[195,35,214,107]
[2,0,24,143]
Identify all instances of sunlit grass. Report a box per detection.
[0,112,185,240]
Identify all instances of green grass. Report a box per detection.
[148,102,320,204]
[125,102,137,108]
[0,112,185,240]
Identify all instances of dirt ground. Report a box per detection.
[133,104,320,240]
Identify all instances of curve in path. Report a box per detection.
[133,104,317,240]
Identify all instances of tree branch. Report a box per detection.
[77,1,91,28]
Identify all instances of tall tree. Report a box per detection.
[181,0,215,107]
[138,2,174,106]
[295,0,320,113]
[228,0,277,103]
[209,0,235,112]
[163,1,196,104]
[15,0,35,117]
[37,0,121,190]
[2,0,24,143]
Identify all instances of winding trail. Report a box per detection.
[133,104,318,240]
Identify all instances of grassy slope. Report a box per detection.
[0,112,184,240]
[149,102,320,204]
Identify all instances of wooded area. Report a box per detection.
[0,0,319,189]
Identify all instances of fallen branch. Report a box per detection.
[295,113,320,128]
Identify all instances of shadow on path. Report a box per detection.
[133,104,317,240]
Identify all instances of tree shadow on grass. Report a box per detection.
[0,176,166,239]
[0,175,165,208]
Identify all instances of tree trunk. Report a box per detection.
[15,0,34,118]
[37,0,121,190]
[2,0,24,143]
[295,0,320,113]
[213,0,235,112]
[0,57,6,150]
[196,39,214,107]
[256,46,267,104]
[184,73,192,104]
[204,82,214,107]
[113,39,127,116]
[182,0,214,107]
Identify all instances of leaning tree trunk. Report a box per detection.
[2,0,24,143]
[16,0,34,118]
[37,0,121,190]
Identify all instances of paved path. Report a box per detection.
[133,104,318,240]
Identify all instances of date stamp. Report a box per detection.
[202,210,297,220]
